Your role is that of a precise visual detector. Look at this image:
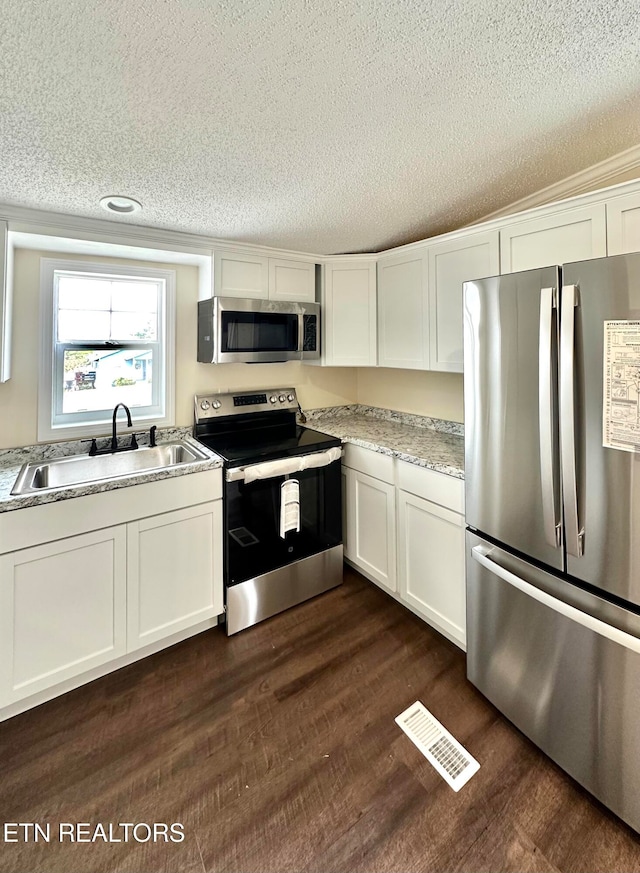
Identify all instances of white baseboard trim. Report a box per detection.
[0,616,220,723]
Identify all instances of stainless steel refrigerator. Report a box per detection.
[464,253,640,833]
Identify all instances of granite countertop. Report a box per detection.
[304,405,464,479]
[0,427,222,514]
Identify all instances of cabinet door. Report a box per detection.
[213,249,269,298]
[0,219,9,382]
[398,490,465,648]
[606,192,640,255]
[323,261,377,366]
[500,204,607,273]
[347,468,396,592]
[127,502,223,651]
[0,527,127,706]
[377,250,429,369]
[428,230,499,372]
[269,258,315,302]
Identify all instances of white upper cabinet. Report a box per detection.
[427,230,499,372]
[323,260,376,366]
[268,258,315,302]
[606,192,640,256]
[500,204,607,273]
[213,248,269,298]
[0,220,9,382]
[213,248,316,301]
[377,248,429,369]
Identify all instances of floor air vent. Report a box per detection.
[395,701,480,791]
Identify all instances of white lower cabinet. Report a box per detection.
[343,446,466,648]
[127,502,223,651]
[0,472,224,718]
[346,468,397,593]
[0,526,128,706]
[397,490,465,646]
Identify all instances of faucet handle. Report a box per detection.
[81,438,98,456]
[149,425,157,447]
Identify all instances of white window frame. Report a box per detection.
[38,258,175,442]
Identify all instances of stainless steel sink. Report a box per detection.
[11,441,211,495]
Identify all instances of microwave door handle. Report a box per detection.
[298,310,304,360]
[538,286,562,548]
[560,283,584,557]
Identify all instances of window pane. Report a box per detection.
[58,310,110,341]
[58,276,111,310]
[110,311,157,341]
[111,283,158,312]
[61,348,154,414]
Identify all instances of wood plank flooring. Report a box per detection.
[1,567,640,873]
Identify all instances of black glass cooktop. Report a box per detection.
[196,424,341,467]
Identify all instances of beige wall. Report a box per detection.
[0,249,358,449]
[356,368,464,423]
[0,247,466,450]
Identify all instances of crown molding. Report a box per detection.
[0,203,324,262]
[474,144,640,225]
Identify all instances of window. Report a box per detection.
[39,259,175,440]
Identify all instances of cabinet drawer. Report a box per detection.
[397,459,464,513]
[342,443,395,484]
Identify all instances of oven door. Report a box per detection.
[224,456,342,588]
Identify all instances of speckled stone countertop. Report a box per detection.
[0,427,222,514]
[304,405,465,479]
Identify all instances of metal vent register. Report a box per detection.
[395,701,480,791]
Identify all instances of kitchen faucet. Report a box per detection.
[84,405,157,456]
[111,403,134,451]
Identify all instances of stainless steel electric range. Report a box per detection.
[194,388,343,635]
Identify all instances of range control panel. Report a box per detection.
[194,388,298,420]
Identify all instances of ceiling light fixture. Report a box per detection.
[99,195,142,215]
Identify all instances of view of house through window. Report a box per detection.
[61,347,154,413]
[56,273,160,416]
[41,262,173,436]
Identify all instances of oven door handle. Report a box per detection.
[226,446,342,483]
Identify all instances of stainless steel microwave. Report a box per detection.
[197,297,320,364]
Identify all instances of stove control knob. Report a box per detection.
[279,394,286,402]
[200,400,210,411]
[270,394,278,404]
[287,393,294,402]
[212,400,221,410]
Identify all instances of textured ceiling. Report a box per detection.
[1,0,640,254]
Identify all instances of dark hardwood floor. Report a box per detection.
[1,567,640,873]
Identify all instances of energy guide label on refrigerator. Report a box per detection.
[603,320,640,452]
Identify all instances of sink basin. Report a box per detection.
[11,441,211,495]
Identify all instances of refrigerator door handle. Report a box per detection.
[560,283,584,557]
[538,286,562,548]
[471,545,640,652]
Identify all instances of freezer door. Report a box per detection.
[466,531,640,834]
[463,267,564,570]
[561,253,640,607]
